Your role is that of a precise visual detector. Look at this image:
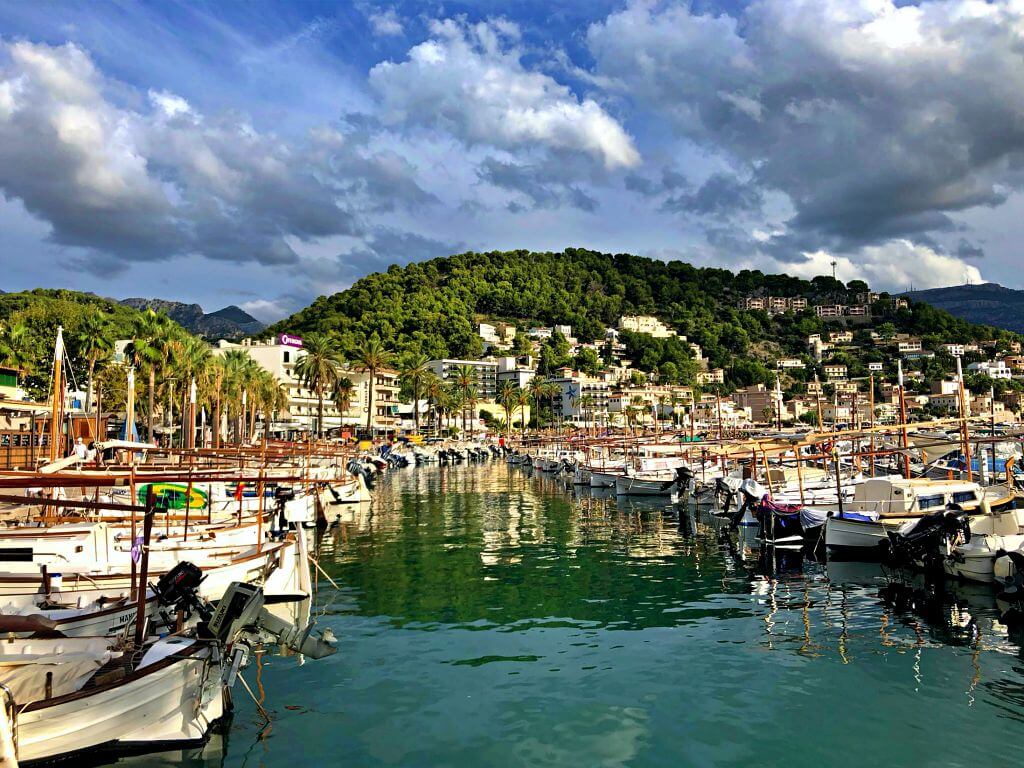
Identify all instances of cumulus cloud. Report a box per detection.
[367,8,403,37]
[0,40,434,274]
[779,240,983,291]
[369,18,640,169]
[588,0,1024,250]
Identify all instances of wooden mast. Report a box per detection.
[897,359,910,479]
[48,326,65,463]
[956,355,973,482]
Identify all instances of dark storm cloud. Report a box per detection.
[662,172,763,217]
[956,238,985,259]
[0,41,435,274]
[477,157,599,212]
[588,0,1024,250]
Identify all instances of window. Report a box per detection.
[283,351,290,363]
[952,491,978,505]
[917,494,944,510]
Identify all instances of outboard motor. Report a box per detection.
[885,504,971,573]
[714,477,738,517]
[675,467,695,497]
[152,560,210,626]
[347,457,375,490]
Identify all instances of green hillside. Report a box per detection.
[0,289,192,399]
[269,248,1017,388]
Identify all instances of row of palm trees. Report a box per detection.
[2,310,593,442]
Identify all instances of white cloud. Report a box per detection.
[369,19,640,169]
[148,89,192,118]
[0,39,435,274]
[778,240,983,291]
[368,8,403,37]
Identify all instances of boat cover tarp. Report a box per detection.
[0,638,120,703]
[799,507,830,529]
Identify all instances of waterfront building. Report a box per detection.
[777,358,805,369]
[967,360,1013,380]
[495,356,536,389]
[214,338,399,436]
[546,372,610,426]
[696,368,724,385]
[427,358,499,399]
[823,364,848,380]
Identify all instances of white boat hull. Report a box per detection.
[615,476,678,497]
[15,642,224,764]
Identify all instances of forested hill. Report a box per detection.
[0,289,193,398]
[904,283,1024,334]
[269,248,1016,383]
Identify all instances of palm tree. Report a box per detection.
[423,372,446,435]
[446,385,465,436]
[333,376,355,431]
[293,333,344,439]
[451,364,476,432]
[497,381,518,435]
[0,322,32,382]
[527,377,549,429]
[579,394,595,433]
[464,385,480,435]
[173,336,211,446]
[74,313,113,416]
[125,310,170,442]
[353,336,393,433]
[399,352,431,434]
[255,370,287,441]
[515,387,531,437]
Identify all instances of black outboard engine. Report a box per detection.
[714,477,738,517]
[152,560,210,626]
[731,486,761,527]
[347,457,375,489]
[675,467,695,496]
[884,505,971,573]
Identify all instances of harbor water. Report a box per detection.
[105,463,1024,767]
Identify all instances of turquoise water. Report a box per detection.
[107,463,1024,767]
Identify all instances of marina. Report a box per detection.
[6,1,1024,764]
[82,459,1024,768]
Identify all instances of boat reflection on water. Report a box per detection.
[76,730,228,768]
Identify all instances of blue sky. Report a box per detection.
[1,0,1019,320]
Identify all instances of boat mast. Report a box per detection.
[48,326,65,463]
[897,360,910,479]
[956,355,973,482]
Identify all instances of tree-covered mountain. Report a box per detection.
[120,298,263,339]
[0,289,193,399]
[269,248,1017,388]
[903,283,1024,334]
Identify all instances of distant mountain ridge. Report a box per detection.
[903,282,1024,334]
[119,298,264,339]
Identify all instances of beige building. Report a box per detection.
[618,315,677,338]
[214,338,399,436]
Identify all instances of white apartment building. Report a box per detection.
[427,358,499,400]
[967,360,1013,380]
[214,337,400,436]
[495,356,536,389]
[547,373,610,425]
